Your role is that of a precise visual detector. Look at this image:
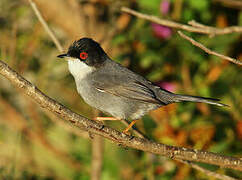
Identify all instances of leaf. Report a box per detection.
[188,0,209,11]
[139,0,161,12]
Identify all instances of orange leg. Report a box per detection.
[94,117,121,121]
[122,119,138,134]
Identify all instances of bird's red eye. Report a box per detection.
[80,52,88,60]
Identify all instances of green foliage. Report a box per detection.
[188,0,209,11]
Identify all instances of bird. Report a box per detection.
[57,38,227,134]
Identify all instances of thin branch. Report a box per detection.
[0,60,241,171]
[121,7,242,36]
[178,31,242,66]
[28,0,63,52]
[178,160,238,180]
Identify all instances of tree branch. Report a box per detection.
[121,7,242,36]
[177,31,242,65]
[121,7,242,66]
[28,0,63,52]
[0,60,241,171]
[178,160,238,180]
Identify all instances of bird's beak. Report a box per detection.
[57,53,69,59]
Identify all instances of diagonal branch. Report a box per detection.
[178,160,238,180]
[178,31,242,65]
[0,60,241,171]
[28,0,63,52]
[121,7,242,66]
[121,7,242,36]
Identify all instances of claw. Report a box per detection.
[99,125,105,130]
[122,119,138,134]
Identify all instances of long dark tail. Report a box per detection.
[172,94,228,107]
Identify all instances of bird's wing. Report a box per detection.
[91,74,162,104]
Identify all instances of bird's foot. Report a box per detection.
[122,119,138,135]
[94,117,120,121]
[122,130,131,136]
[99,125,105,130]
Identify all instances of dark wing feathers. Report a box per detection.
[91,74,162,104]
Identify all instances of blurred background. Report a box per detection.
[0,0,241,179]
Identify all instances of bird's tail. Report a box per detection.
[172,94,228,107]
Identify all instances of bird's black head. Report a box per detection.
[57,38,107,67]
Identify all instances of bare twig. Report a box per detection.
[121,7,242,36]
[122,7,242,66]
[0,60,242,171]
[188,20,212,29]
[28,0,63,52]
[178,31,242,65]
[178,160,238,180]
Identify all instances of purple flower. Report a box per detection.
[158,82,176,92]
[151,23,172,39]
[160,0,170,15]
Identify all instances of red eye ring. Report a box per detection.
[80,52,88,60]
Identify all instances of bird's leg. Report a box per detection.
[122,119,138,134]
[94,117,121,121]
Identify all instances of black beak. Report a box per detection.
[57,53,69,58]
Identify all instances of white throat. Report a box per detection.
[68,58,94,82]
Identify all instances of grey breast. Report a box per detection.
[77,59,161,120]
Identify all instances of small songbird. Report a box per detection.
[57,38,227,134]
